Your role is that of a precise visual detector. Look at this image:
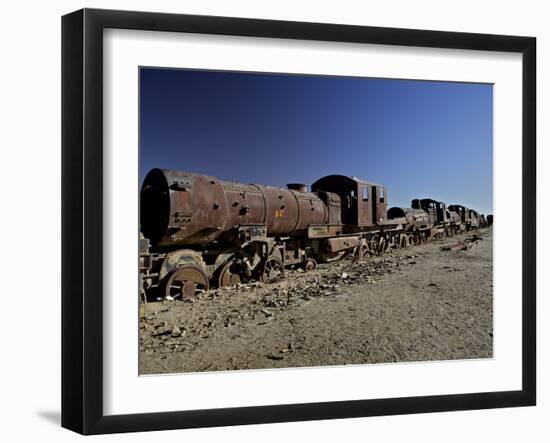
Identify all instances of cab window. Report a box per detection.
[362,187,369,201]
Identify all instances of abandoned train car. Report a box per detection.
[139,168,486,300]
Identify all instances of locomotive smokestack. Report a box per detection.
[287,183,308,193]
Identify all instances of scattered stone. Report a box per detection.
[138,230,494,373]
[260,308,273,317]
[171,325,184,337]
[152,328,171,337]
[280,343,293,353]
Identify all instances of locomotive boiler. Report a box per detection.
[141,168,328,248]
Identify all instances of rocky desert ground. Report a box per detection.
[139,229,493,374]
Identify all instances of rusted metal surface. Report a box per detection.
[217,259,248,287]
[447,210,461,225]
[468,209,480,229]
[220,180,328,237]
[303,258,317,271]
[164,264,209,300]
[307,224,344,238]
[141,169,227,247]
[479,214,487,227]
[324,236,360,253]
[311,175,387,227]
[258,256,284,282]
[140,168,489,298]
[158,249,207,282]
[316,191,342,225]
[387,207,429,228]
[141,168,329,248]
[448,205,470,223]
[411,198,448,224]
[440,234,484,251]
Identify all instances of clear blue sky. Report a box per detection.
[140,68,493,214]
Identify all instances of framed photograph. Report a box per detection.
[61,8,536,435]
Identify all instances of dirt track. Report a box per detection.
[139,229,493,374]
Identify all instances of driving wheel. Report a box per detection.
[258,257,284,283]
[164,265,209,300]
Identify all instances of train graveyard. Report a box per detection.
[139,229,493,374]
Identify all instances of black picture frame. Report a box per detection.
[62,8,536,435]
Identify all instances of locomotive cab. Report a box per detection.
[311,175,388,227]
[448,204,470,223]
[412,198,448,224]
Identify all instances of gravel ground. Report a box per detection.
[139,229,493,374]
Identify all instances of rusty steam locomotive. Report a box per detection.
[140,168,490,300]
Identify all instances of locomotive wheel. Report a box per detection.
[218,260,246,288]
[259,257,284,283]
[378,237,387,255]
[357,243,369,259]
[165,265,209,300]
[369,235,380,255]
[303,258,317,271]
[400,234,409,248]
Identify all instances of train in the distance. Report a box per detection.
[139,169,491,300]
